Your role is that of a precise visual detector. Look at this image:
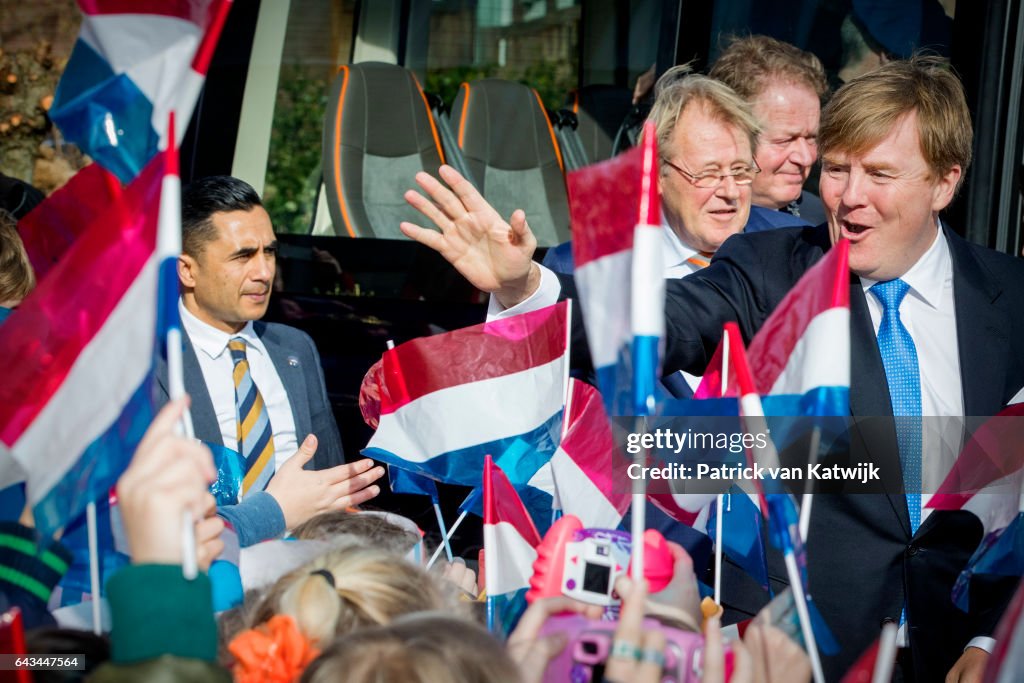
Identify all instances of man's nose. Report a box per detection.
[790,137,815,167]
[716,174,741,200]
[252,254,274,281]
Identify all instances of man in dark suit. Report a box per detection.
[400,57,1021,682]
[156,176,384,546]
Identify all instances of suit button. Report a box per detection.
[906,545,920,556]
[880,617,896,628]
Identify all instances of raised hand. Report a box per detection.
[401,165,541,308]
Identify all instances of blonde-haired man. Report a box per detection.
[710,34,830,225]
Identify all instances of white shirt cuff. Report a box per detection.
[966,636,995,654]
[485,264,561,320]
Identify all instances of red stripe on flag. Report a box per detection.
[745,240,849,393]
[928,403,1024,511]
[638,121,660,227]
[18,163,121,281]
[379,301,567,413]
[190,0,232,74]
[77,0,212,24]
[484,456,541,546]
[567,144,644,268]
[563,379,631,515]
[0,153,164,446]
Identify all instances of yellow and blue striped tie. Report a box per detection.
[229,338,275,495]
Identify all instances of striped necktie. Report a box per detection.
[685,251,714,269]
[229,338,275,495]
[870,280,922,534]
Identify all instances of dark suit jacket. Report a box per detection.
[562,223,1024,681]
[154,321,345,472]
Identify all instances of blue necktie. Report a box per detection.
[870,280,921,533]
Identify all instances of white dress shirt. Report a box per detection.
[180,300,299,470]
[489,217,701,318]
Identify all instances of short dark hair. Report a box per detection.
[181,175,263,257]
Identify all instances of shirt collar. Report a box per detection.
[859,223,951,310]
[179,299,262,360]
[661,211,700,271]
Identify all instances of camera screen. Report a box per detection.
[582,562,611,594]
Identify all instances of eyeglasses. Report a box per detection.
[663,158,761,188]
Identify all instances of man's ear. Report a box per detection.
[178,253,198,289]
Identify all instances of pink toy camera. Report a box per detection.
[538,614,732,683]
[527,515,676,606]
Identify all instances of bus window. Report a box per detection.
[255,1,357,236]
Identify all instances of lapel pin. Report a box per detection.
[288,356,300,367]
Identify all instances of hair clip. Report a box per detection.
[311,568,335,587]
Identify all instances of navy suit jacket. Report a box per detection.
[561,223,1024,680]
[154,321,345,472]
[540,206,809,275]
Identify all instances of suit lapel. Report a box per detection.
[947,230,1008,416]
[181,330,223,446]
[848,271,910,535]
[257,323,312,439]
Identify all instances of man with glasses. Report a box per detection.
[540,67,806,277]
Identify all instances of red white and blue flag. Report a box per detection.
[0,149,169,536]
[927,403,1024,610]
[50,0,231,182]
[524,378,631,529]
[483,455,542,634]
[696,239,850,422]
[364,301,570,486]
[568,122,662,416]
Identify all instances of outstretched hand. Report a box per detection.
[401,165,541,308]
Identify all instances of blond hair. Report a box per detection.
[648,65,762,165]
[709,34,830,103]
[0,210,34,306]
[300,613,518,683]
[247,545,453,647]
[819,55,972,193]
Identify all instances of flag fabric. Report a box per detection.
[389,467,440,499]
[0,150,168,536]
[50,0,232,182]
[459,439,556,537]
[16,163,121,281]
[567,123,662,416]
[927,403,1024,610]
[696,240,850,443]
[483,455,542,634]
[364,301,570,487]
[525,378,630,529]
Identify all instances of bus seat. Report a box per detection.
[566,85,634,164]
[322,62,445,239]
[451,79,570,246]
